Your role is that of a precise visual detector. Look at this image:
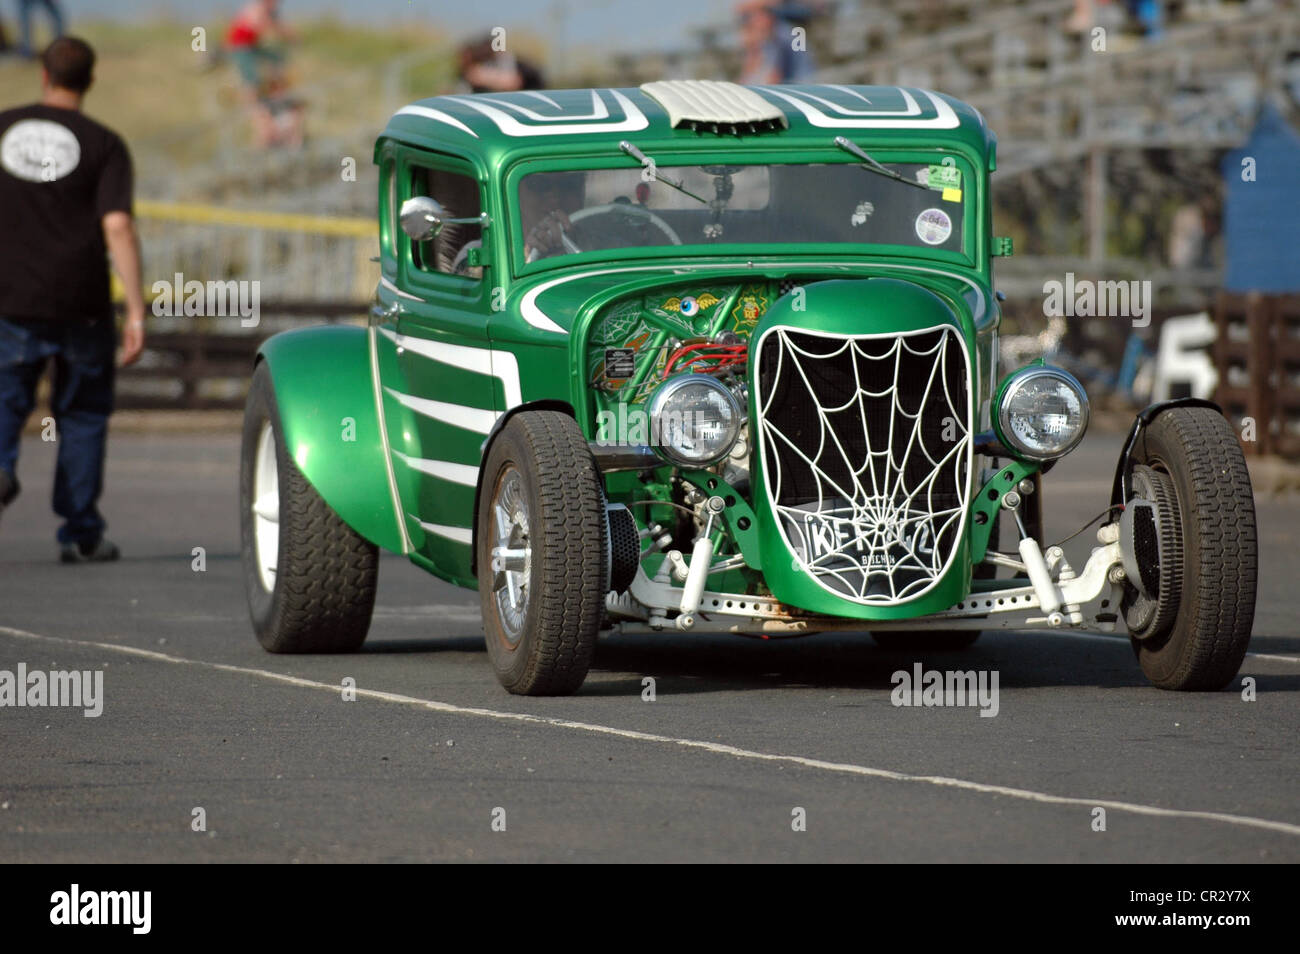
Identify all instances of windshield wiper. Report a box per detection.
[834,136,930,192]
[619,141,708,205]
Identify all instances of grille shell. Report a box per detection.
[753,324,973,606]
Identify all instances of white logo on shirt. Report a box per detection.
[0,119,81,182]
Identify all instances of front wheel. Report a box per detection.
[476,411,607,695]
[1125,407,1256,690]
[240,362,378,653]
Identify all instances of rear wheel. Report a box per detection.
[1124,407,1256,690]
[476,411,607,695]
[240,363,378,653]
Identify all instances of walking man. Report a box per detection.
[0,36,146,561]
[17,0,64,58]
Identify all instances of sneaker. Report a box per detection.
[0,471,16,523]
[59,538,121,564]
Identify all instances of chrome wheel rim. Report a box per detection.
[490,468,531,644]
[251,421,280,591]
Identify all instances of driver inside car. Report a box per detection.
[519,173,585,262]
[452,173,585,276]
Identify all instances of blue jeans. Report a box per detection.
[0,317,115,545]
[17,0,63,56]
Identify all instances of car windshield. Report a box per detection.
[514,159,967,263]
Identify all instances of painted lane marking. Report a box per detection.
[1241,652,1300,664]
[1025,629,1300,664]
[2,625,1297,838]
[372,605,482,622]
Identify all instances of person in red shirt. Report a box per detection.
[225,0,302,148]
[0,37,146,562]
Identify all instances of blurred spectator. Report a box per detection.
[225,0,304,148]
[456,34,545,93]
[737,1,820,85]
[1065,0,1097,34]
[1065,0,1163,40]
[16,0,63,58]
[1126,0,1164,40]
[0,36,145,561]
[1167,196,1219,270]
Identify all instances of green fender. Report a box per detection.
[256,325,405,554]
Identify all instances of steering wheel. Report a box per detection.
[565,203,682,252]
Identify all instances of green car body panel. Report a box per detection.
[255,325,404,554]
[267,82,1052,619]
[748,278,976,619]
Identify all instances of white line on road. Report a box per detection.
[1240,651,1300,664]
[1024,629,1300,664]
[3,624,1299,838]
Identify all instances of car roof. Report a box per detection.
[378,81,997,170]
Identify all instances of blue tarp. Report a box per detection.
[1222,105,1300,293]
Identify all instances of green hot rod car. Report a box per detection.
[240,82,1257,695]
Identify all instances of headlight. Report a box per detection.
[995,366,1089,460]
[647,373,742,467]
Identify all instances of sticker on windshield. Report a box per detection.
[926,164,961,191]
[915,208,952,245]
[851,201,874,226]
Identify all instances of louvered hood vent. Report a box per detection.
[640,80,788,134]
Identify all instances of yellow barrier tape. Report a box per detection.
[135,199,374,237]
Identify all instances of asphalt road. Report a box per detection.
[1,426,1297,863]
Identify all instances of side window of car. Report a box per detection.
[410,166,482,281]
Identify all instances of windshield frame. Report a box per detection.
[502,146,982,277]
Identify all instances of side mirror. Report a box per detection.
[399,195,490,242]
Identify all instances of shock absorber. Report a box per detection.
[679,495,726,617]
[1004,490,1063,617]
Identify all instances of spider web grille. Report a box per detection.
[755,325,972,605]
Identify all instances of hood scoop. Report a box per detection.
[640,80,788,135]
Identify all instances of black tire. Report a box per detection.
[871,630,980,650]
[477,411,606,695]
[1126,407,1256,690]
[240,362,378,653]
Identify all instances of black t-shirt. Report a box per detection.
[0,103,134,322]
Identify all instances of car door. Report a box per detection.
[374,148,497,583]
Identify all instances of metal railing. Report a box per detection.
[130,199,378,305]
[113,202,376,409]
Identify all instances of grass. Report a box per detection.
[0,18,482,184]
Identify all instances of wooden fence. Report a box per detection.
[114,301,368,411]
[1214,292,1300,457]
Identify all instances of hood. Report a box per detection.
[511,259,992,342]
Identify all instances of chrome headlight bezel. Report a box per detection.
[994,365,1090,461]
[647,373,742,468]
